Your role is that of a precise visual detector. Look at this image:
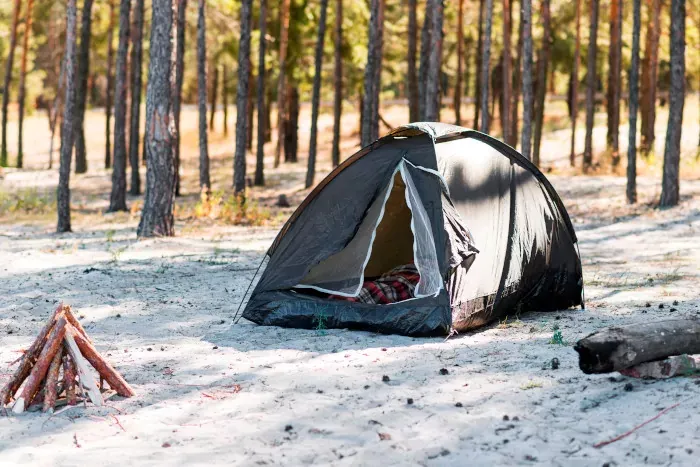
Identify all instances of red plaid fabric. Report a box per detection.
[330,264,420,305]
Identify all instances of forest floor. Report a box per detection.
[1,99,700,465]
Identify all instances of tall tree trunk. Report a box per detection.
[246,68,254,150]
[418,5,433,120]
[532,0,550,166]
[233,0,252,195]
[223,65,229,136]
[640,0,661,153]
[627,0,641,204]
[474,0,485,130]
[127,0,144,194]
[361,0,384,146]
[254,0,268,186]
[105,0,116,169]
[196,0,210,192]
[606,0,622,162]
[57,0,78,232]
[331,0,343,167]
[173,0,187,196]
[520,0,533,159]
[424,0,444,122]
[109,0,131,212]
[209,65,218,132]
[138,0,176,237]
[1,0,22,167]
[479,0,494,133]
[17,0,35,169]
[284,85,299,162]
[569,0,581,166]
[509,0,522,148]
[274,0,291,167]
[500,0,512,142]
[659,0,685,207]
[306,0,330,189]
[453,0,465,125]
[407,0,418,122]
[583,0,599,171]
[73,0,94,175]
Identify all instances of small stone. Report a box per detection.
[513,416,520,421]
[645,302,651,308]
[382,375,390,382]
[276,194,291,207]
[162,442,171,448]
[624,383,634,392]
[439,368,449,375]
[212,346,218,350]
[670,308,677,312]
[116,314,121,318]
[407,398,414,405]
[673,300,679,306]
[503,415,510,421]
[284,425,293,432]
[659,304,664,309]
[364,385,370,389]
[147,348,152,351]
[551,358,560,370]
[317,389,324,394]
[455,402,463,407]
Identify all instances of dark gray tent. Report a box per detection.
[243,123,583,336]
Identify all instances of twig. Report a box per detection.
[111,414,126,432]
[593,403,680,448]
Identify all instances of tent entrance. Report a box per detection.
[295,160,442,303]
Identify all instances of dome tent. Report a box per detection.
[242,123,583,337]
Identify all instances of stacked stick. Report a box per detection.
[1,304,134,414]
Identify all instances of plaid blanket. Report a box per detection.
[330,264,420,305]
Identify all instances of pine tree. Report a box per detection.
[532,0,551,166]
[233,0,253,195]
[474,0,485,129]
[105,0,116,169]
[424,0,444,122]
[454,0,465,125]
[331,0,343,167]
[197,0,210,192]
[274,0,291,167]
[501,0,512,142]
[361,0,384,146]
[606,0,622,162]
[407,0,418,122]
[520,0,534,160]
[640,0,661,153]
[583,0,600,171]
[254,0,268,186]
[479,0,494,133]
[569,0,582,166]
[627,0,641,204]
[1,0,22,167]
[173,0,188,196]
[128,0,144,194]
[73,0,95,174]
[17,0,35,169]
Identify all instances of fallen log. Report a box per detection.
[43,350,64,412]
[574,319,700,374]
[63,352,77,406]
[63,328,103,407]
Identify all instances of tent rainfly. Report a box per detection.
[243,123,583,336]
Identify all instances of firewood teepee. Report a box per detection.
[1,304,134,414]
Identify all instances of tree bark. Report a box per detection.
[331,0,343,167]
[209,65,218,132]
[606,0,622,161]
[454,0,465,125]
[274,0,291,167]
[306,0,330,189]
[197,0,210,192]
[233,0,253,195]
[16,0,34,169]
[569,0,581,166]
[254,0,267,186]
[627,0,641,204]
[509,0,522,148]
[42,349,63,412]
[640,0,661,153]
[246,67,254,150]
[109,0,131,212]
[424,0,444,122]
[128,0,144,194]
[418,5,432,121]
[105,0,116,169]
[520,0,534,160]
[532,0,550,167]
[659,0,685,208]
[583,0,599,171]
[138,0,176,237]
[57,0,78,232]
[407,0,418,122]
[479,0,494,133]
[73,0,94,175]
[500,0,511,142]
[474,0,485,130]
[223,65,229,136]
[173,0,187,197]
[284,85,299,163]
[361,0,384,146]
[1,0,22,167]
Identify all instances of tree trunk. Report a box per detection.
[508,1,522,148]
[306,0,330,189]
[474,0,485,130]
[569,0,581,166]
[109,0,131,212]
[659,0,685,208]
[209,65,218,132]
[138,0,176,237]
[105,0,116,169]
[1,0,22,167]
[275,0,291,167]
[73,0,94,175]
[627,0,641,204]
[196,0,210,192]
[16,0,35,169]
[331,0,343,167]
[500,0,512,142]
[418,5,432,121]
[57,0,78,233]
[361,0,384,146]
[532,0,550,167]
[423,0,444,122]
[640,0,661,153]
[127,0,144,194]
[583,0,599,171]
[223,65,229,136]
[254,0,267,186]
[173,0,187,197]
[453,0,464,125]
[284,85,299,163]
[479,0,494,134]
[407,0,418,122]
[606,0,622,162]
[233,0,253,195]
[246,67,254,150]
[520,0,533,160]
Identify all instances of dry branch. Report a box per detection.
[63,329,103,407]
[43,349,64,412]
[575,319,700,374]
[63,351,77,406]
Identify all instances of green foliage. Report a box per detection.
[0,188,55,216]
[192,190,270,226]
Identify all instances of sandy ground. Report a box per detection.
[1,103,700,465]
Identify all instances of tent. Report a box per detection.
[242,123,583,336]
